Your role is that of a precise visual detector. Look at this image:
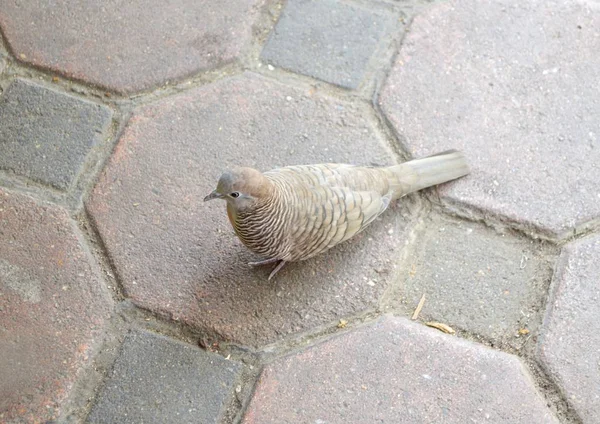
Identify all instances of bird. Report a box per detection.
[204,150,469,280]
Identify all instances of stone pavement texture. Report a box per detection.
[538,234,600,423]
[244,317,558,424]
[87,330,242,424]
[261,0,397,89]
[0,79,112,190]
[1,0,599,422]
[0,189,111,423]
[399,213,550,346]
[380,0,600,239]
[0,0,263,93]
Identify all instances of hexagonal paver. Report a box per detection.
[87,330,242,424]
[380,0,600,238]
[0,79,112,190]
[261,0,396,89]
[0,189,111,423]
[400,213,549,344]
[243,317,558,423]
[0,0,262,93]
[538,234,600,423]
[87,72,414,347]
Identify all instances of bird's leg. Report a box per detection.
[268,260,286,281]
[248,257,280,267]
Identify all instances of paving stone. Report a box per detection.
[538,234,600,423]
[379,0,600,238]
[0,189,111,423]
[0,0,262,94]
[261,0,395,89]
[87,330,241,424]
[243,316,558,423]
[401,214,549,344]
[87,72,411,347]
[0,79,112,190]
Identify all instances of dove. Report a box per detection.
[204,150,469,280]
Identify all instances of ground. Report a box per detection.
[0,0,599,423]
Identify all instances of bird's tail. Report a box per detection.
[386,150,470,199]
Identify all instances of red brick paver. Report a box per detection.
[244,317,558,424]
[0,0,263,93]
[0,189,111,422]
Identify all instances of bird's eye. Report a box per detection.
[230,192,240,198]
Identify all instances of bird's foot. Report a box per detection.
[268,260,286,281]
[247,258,286,281]
[248,257,280,267]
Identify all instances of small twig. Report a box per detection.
[425,322,455,334]
[411,293,426,320]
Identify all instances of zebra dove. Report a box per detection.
[204,150,469,280]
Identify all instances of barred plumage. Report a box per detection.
[205,150,470,279]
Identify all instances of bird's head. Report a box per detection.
[204,167,271,210]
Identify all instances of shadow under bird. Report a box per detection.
[204,150,469,280]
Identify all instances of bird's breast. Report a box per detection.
[227,202,285,260]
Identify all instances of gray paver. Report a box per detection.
[243,316,558,424]
[0,188,111,423]
[261,0,395,89]
[402,214,548,343]
[87,72,411,347]
[538,234,600,423]
[87,330,242,424]
[379,0,600,238]
[0,0,262,93]
[0,79,112,190]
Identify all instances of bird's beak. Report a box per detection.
[203,190,224,202]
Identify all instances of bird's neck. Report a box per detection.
[226,202,237,228]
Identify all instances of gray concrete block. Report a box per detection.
[262,0,395,88]
[0,79,112,190]
[380,0,600,237]
[538,234,600,423]
[401,214,550,345]
[87,330,242,424]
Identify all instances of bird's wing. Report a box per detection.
[285,185,391,261]
[333,188,392,244]
[264,164,350,186]
[265,163,388,193]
